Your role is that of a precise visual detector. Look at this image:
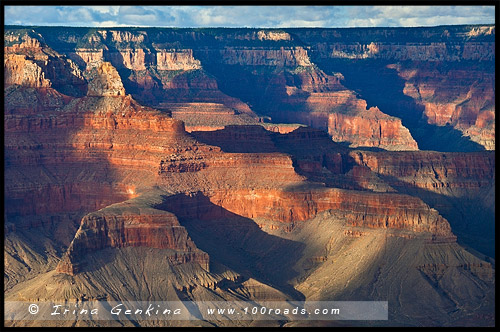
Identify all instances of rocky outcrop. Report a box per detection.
[156,49,201,70]
[394,63,495,150]
[160,189,454,238]
[257,30,292,41]
[299,25,494,151]
[158,101,259,132]
[350,150,495,191]
[3,25,495,327]
[195,45,420,150]
[56,202,209,275]
[6,25,493,151]
[5,30,44,52]
[328,105,418,150]
[4,54,52,88]
[295,25,495,61]
[4,32,87,96]
[320,41,495,61]
[69,49,105,69]
[4,72,218,277]
[214,46,312,67]
[347,149,495,259]
[4,83,306,279]
[4,183,132,218]
[87,62,125,96]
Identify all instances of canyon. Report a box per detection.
[4,25,495,327]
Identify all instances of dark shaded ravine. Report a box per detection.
[311,58,486,152]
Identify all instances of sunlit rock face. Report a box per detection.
[7,25,491,151]
[3,25,495,328]
[292,26,494,151]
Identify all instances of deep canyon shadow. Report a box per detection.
[191,125,495,259]
[193,58,309,124]
[377,172,495,259]
[312,58,486,152]
[191,125,363,192]
[154,192,307,301]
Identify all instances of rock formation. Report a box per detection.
[328,104,418,150]
[298,25,495,151]
[394,62,495,149]
[4,25,495,328]
[86,62,125,96]
[55,195,210,275]
[9,25,492,151]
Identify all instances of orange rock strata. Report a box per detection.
[56,205,209,275]
[161,189,454,238]
[5,27,493,278]
[350,150,495,191]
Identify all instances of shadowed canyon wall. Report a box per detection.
[6,24,493,151]
[3,25,495,327]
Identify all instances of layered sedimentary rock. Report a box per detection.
[197,47,418,150]
[158,102,258,132]
[4,26,418,149]
[394,63,495,149]
[51,28,261,130]
[86,62,125,96]
[297,25,495,151]
[4,56,309,281]
[4,31,87,96]
[328,104,418,150]
[188,124,494,258]
[4,25,495,327]
[7,25,493,151]
[4,54,52,88]
[347,149,495,258]
[350,150,495,191]
[292,25,495,61]
[56,200,210,275]
[161,189,454,238]
[156,49,201,70]
[205,46,313,67]
[4,59,213,275]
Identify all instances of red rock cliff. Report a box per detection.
[56,201,209,275]
[395,63,495,150]
[350,150,495,191]
[161,189,454,239]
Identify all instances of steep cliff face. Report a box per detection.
[86,62,126,96]
[4,54,52,88]
[6,25,493,151]
[350,150,495,191]
[4,27,418,149]
[349,149,495,258]
[199,46,313,67]
[395,63,495,149]
[25,28,261,131]
[4,25,495,327]
[187,124,494,258]
[300,25,495,151]
[317,39,495,61]
[56,199,209,275]
[4,57,306,280]
[328,104,418,150]
[4,31,87,96]
[4,59,215,278]
[166,189,454,238]
[196,46,419,150]
[156,49,201,70]
[293,25,495,61]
